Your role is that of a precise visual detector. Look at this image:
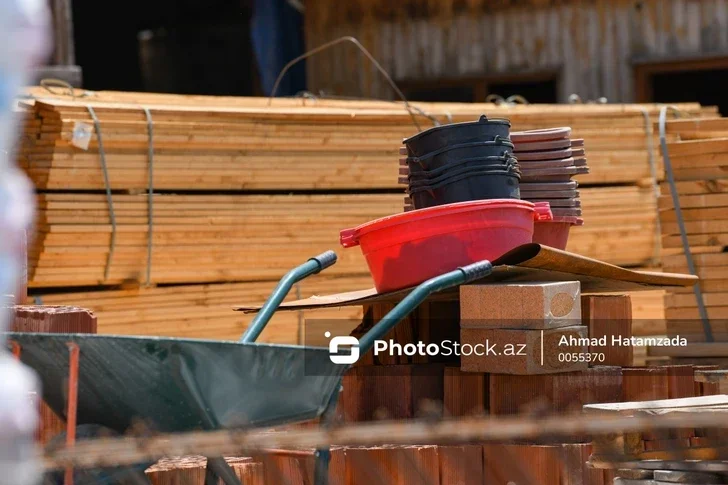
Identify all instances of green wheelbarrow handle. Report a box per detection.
[357,260,493,355]
[239,250,338,343]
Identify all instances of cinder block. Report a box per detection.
[695,365,721,396]
[482,443,593,485]
[443,366,487,416]
[256,449,344,485]
[581,295,633,366]
[339,364,444,422]
[146,457,265,485]
[10,305,97,333]
[489,366,622,416]
[7,305,97,445]
[345,445,439,485]
[622,367,670,441]
[460,326,589,374]
[439,445,484,485]
[666,364,696,439]
[622,367,669,402]
[642,438,691,451]
[460,282,581,330]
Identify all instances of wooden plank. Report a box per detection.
[581,295,633,366]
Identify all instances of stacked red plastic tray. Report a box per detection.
[513,127,588,249]
[402,126,587,249]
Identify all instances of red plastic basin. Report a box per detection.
[532,216,584,250]
[340,200,552,293]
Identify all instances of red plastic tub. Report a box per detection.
[340,200,552,293]
[532,215,584,250]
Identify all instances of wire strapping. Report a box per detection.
[86,106,117,282]
[142,107,155,286]
[292,90,441,127]
[658,105,713,342]
[40,78,76,98]
[267,36,423,131]
[505,94,529,105]
[486,94,506,105]
[637,107,662,265]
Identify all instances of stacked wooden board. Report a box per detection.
[17,91,714,190]
[659,118,728,343]
[17,89,713,342]
[30,193,400,287]
[34,275,368,344]
[27,187,656,288]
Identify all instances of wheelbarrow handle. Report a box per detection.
[240,250,337,343]
[357,260,493,355]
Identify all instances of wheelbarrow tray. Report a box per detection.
[6,332,345,434]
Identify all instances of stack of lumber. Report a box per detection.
[18,89,710,342]
[30,193,400,287]
[17,93,711,192]
[27,187,655,288]
[33,275,368,344]
[586,395,728,481]
[659,118,728,343]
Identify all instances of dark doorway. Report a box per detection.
[404,84,478,103]
[651,69,728,116]
[635,56,728,116]
[487,79,558,104]
[401,72,559,103]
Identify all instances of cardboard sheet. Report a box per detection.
[235,244,697,313]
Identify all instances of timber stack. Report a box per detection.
[16,88,715,342]
[654,117,728,358]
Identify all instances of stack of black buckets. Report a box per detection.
[399,115,520,210]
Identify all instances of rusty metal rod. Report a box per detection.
[44,411,728,471]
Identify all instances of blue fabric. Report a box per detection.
[251,0,306,96]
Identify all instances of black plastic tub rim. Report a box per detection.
[403,114,511,145]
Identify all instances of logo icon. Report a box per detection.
[326,331,360,364]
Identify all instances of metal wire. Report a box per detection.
[505,94,529,105]
[267,36,422,131]
[658,105,713,342]
[637,107,662,265]
[40,78,77,99]
[142,108,155,287]
[292,91,441,127]
[86,106,117,282]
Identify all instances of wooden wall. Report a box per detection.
[305,0,728,102]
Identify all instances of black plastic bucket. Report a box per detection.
[408,170,520,209]
[407,139,514,173]
[407,154,518,182]
[404,115,511,158]
[408,158,520,187]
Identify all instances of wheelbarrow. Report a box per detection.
[6,251,493,485]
